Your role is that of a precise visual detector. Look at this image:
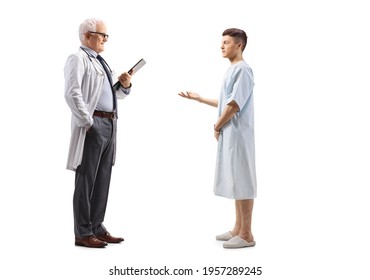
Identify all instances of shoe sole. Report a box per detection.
[223,241,256,249]
[75,242,107,248]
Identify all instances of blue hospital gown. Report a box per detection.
[214,60,257,199]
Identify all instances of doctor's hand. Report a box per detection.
[118,72,132,88]
[178,91,200,101]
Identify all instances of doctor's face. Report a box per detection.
[84,23,108,53]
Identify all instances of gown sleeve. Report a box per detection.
[226,65,254,111]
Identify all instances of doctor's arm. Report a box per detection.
[115,72,132,99]
[64,55,93,129]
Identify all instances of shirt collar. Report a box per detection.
[80,45,98,58]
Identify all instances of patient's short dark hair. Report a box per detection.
[222,28,248,51]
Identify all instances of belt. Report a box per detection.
[93,110,116,119]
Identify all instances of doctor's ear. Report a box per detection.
[84,32,91,40]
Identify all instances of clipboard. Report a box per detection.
[113,58,146,89]
[128,58,146,75]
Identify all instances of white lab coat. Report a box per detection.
[64,48,129,171]
[214,61,257,199]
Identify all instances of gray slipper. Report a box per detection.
[223,236,256,249]
[216,231,233,241]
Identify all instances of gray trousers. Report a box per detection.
[73,116,115,238]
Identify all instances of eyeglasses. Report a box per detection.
[88,31,109,40]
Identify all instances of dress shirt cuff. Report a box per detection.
[121,84,131,95]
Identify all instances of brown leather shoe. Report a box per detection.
[75,235,108,248]
[96,232,124,243]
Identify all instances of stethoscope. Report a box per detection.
[80,46,113,73]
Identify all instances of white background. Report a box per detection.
[1,0,370,279]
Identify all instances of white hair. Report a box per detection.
[79,18,105,41]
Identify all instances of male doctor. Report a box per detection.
[64,18,132,248]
